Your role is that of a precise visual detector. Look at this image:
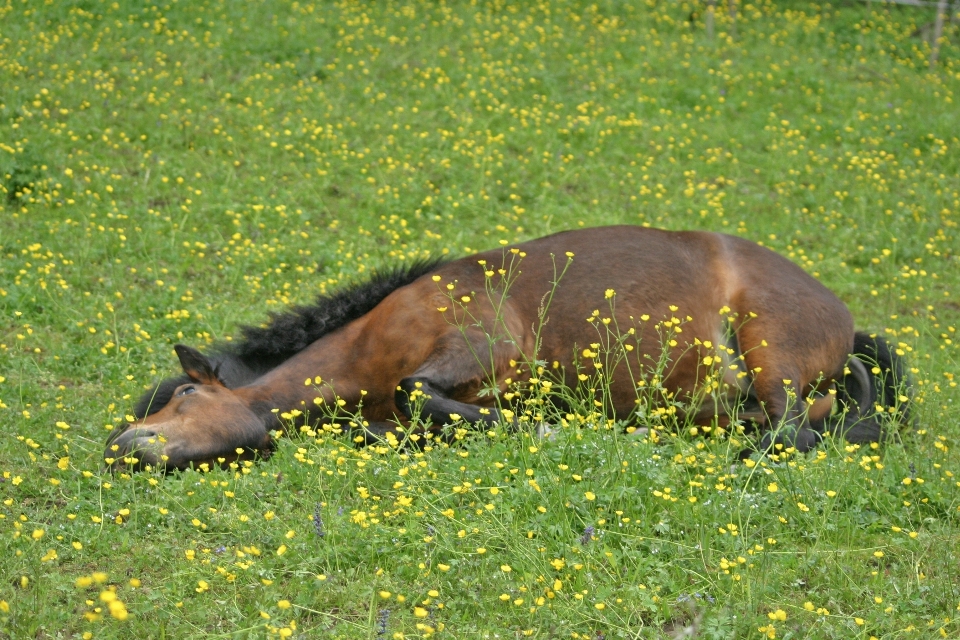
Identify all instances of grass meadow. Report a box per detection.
[2,0,960,637]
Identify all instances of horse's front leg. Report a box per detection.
[394,330,520,434]
[396,376,510,430]
[753,375,822,454]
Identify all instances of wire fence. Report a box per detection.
[701,0,958,69]
[861,0,949,7]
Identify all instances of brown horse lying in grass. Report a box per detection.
[105,226,911,471]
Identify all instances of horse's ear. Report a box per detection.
[174,344,222,386]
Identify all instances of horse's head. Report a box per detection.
[105,345,270,471]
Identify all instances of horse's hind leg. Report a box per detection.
[754,376,821,453]
[738,340,822,453]
[395,331,518,432]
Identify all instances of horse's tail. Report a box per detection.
[829,331,913,443]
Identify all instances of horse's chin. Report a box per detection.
[104,426,168,471]
[104,423,270,473]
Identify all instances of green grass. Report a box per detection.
[2,0,959,637]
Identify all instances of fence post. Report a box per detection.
[707,0,716,39]
[729,0,737,39]
[929,0,948,68]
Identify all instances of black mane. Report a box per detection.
[133,258,446,418]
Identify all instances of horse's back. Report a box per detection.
[410,224,852,354]
[469,225,732,340]
[375,226,853,412]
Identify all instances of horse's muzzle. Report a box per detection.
[104,426,165,471]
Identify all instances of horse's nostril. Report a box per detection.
[104,427,165,471]
[109,428,160,455]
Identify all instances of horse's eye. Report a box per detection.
[177,386,197,397]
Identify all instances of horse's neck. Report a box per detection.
[234,319,367,414]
